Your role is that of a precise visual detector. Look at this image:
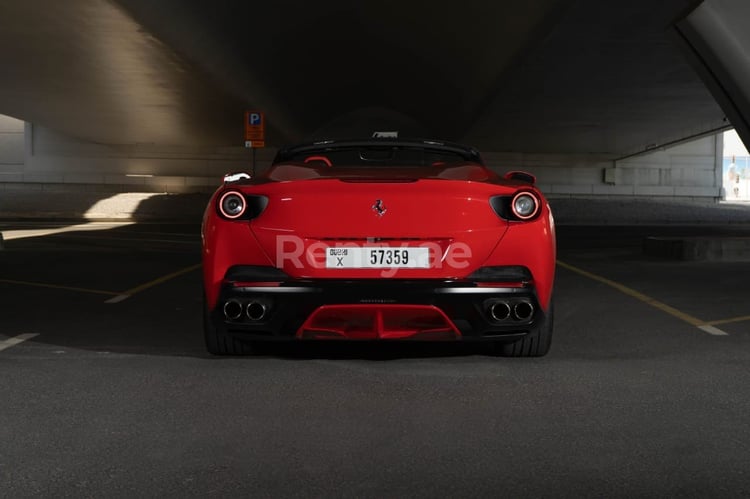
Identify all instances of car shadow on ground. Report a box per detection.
[243,340,500,361]
[19,336,506,362]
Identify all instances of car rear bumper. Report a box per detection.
[209,279,547,341]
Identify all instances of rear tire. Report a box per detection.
[204,296,255,355]
[494,302,554,357]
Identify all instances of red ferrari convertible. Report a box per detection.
[202,139,556,356]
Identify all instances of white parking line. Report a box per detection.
[698,325,730,336]
[105,294,131,304]
[0,333,39,352]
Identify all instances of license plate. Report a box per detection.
[326,247,430,269]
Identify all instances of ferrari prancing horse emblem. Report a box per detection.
[372,199,387,217]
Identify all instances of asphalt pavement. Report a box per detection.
[1,222,750,498]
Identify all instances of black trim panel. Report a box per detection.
[211,279,545,341]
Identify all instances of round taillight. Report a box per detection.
[511,192,540,220]
[219,191,246,219]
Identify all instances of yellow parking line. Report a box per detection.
[0,278,118,296]
[556,260,727,335]
[0,264,202,302]
[105,263,202,304]
[704,315,750,327]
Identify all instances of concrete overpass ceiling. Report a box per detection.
[465,0,727,154]
[114,0,569,143]
[675,0,750,157]
[0,0,733,154]
[0,0,256,146]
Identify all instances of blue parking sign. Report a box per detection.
[244,111,266,147]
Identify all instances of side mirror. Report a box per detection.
[504,171,536,184]
[223,172,252,184]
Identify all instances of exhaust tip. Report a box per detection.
[489,301,511,322]
[514,301,534,321]
[223,300,243,321]
[246,301,267,321]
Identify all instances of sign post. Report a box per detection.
[244,111,265,175]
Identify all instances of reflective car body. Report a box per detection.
[202,139,556,356]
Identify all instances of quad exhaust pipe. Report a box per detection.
[513,301,534,321]
[489,302,511,321]
[488,300,534,322]
[223,300,243,321]
[223,300,268,321]
[246,301,267,321]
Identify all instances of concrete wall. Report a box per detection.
[0,117,724,199]
[0,115,25,178]
[8,123,275,193]
[484,133,723,199]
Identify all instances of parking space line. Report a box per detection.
[104,294,131,304]
[704,315,750,327]
[0,278,119,296]
[698,325,731,336]
[105,263,201,304]
[0,333,39,353]
[556,260,729,336]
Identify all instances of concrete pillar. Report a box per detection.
[675,0,750,152]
